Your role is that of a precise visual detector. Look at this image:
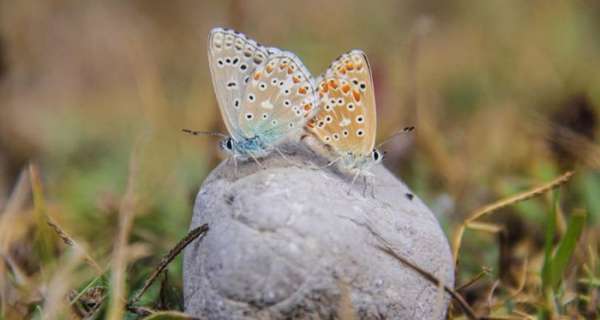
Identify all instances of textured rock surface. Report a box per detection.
[184,141,454,319]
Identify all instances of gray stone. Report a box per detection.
[183,140,454,319]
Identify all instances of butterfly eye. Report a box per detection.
[244,76,250,83]
[233,99,240,109]
[359,82,367,91]
[271,120,278,126]
[226,138,233,150]
[372,149,381,161]
[247,93,255,102]
[317,121,325,128]
[324,136,331,142]
[342,130,349,137]
[245,113,254,120]
[288,122,295,128]
[225,58,231,64]
[324,104,332,112]
[332,133,340,141]
[258,82,267,91]
[337,98,344,105]
[356,129,365,137]
[352,79,359,85]
[271,78,278,85]
[356,115,365,123]
[217,59,224,67]
[283,100,291,107]
[284,89,290,95]
[239,63,248,71]
[347,103,355,111]
[329,99,336,105]
[262,113,269,119]
[325,115,333,123]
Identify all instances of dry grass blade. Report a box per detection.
[0,167,30,217]
[46,216,103,275]
[29,163,56,261]
[27,164,103,274]
[0,168,30,315]
[41,250,84,320]
[467,170,575,223]
[106,141,142,320]
[452,170,575,263]
[129,223,209,306]
[456,267,491,292]
[375,244,478,320]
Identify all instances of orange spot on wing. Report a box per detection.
[341,84,351,94]
[352,89,361,102]
[346,62,354,70]
[253,72,261,80]
[287,66,294,74]
[328,79,338,89]
[292,76,301,84]
[298,87,307,94]
[266,65,273,73]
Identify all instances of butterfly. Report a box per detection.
[306,50,383,179]
[195,27,317,162]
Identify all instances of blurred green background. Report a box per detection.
[0,0,599,318]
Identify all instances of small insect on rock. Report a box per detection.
[187,28,318,165]
[305,50,384,187]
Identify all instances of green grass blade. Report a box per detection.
[550,210,587,289]
[541,190,559,291]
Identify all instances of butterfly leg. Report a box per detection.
[311,156,341,170]
[367,174,376,199]
[347,170,361,195]
[361,175,369,198]
[248,152,264,169]
[274,147,301,167]
[232,155,239,176]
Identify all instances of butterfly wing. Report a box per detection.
[238,51,317,145]
[208,28,274,140]
[307,50,377,157]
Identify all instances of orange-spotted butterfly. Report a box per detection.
[306,50,383,177]
[187,28,318,161]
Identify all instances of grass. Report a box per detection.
[1,1,599,319]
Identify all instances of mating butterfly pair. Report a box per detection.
[197,27,384,175]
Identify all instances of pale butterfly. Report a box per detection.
[185,28,318,163]
[306,50,412,182]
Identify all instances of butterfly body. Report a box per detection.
[221,134,282,159]
[208,27,317,161]
[339,150,382,173]
[307,50,382,176]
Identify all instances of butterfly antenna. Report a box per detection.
[375,126,415,149]
[181,129,228,138]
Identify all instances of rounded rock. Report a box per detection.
[184,143,454,319]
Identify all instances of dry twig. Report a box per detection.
[129,223,209,306]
